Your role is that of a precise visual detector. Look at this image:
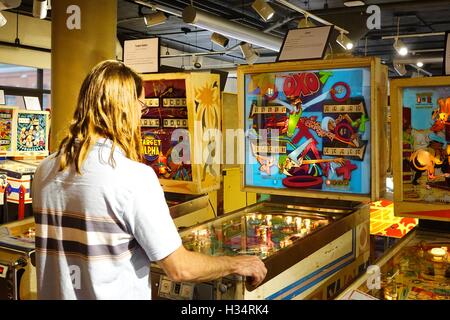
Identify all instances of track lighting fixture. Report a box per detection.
[192,55,203,69]
[393,38,408,56]
[144,11,167,27]
[252,0,275,22]
[211,32,229,48]
[336,32,354,50]
[0,12,6,27]
[33,0,48,19]
[240,42,259,65]
[298,16,316,28]
[393,61,407,76]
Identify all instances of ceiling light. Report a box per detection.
[192,55,203,69]
[33,0,48,19]
[144,11,167,27]
[394,38,408,56]
[416,61,424,68]
[336,32,354,50]
[252,0,275,22]
[240,42,259,65]
[0,12,6,27]
[183,5,282,52]
[211,32,229,48]
[343,1,365,7]
[298,17,316,28]
[393,62,407,76]
[0,0,22,11]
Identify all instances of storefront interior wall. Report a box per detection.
[0,12,51,69]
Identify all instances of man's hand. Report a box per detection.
[157,246,267,286]
[230,255,267,287]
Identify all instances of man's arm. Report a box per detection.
[156,245,267,287]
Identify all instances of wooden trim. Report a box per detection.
[238,57,383,202]
[237,57,378,74]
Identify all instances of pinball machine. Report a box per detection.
[150,57,389,300]
[0,217,36,300]
[0,107,49,224]
[0,108,48,300]
[139,72,222,228]
[337,76,450,300]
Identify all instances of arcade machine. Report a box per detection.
[0,108,48,300]
[337,76,450,300]
[0,107,49,223]
[150,57,388,300]
[0,217,36,300]
[140,72,221,228]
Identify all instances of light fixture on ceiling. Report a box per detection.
[336,32,354,50]
[393,38,408,56]
[298,16,316,28]
[183,5,282,51]
[252,0,275,22]
[393,62,407,76]
[0,12,6,27]
[416,61,424,68]
[192,55,203,69]
[33,0,48,19]
[0,0,22,11]
[393,17,408,56]
[144,11,167,27]
[211,32,229,48]
[240,42,259,65]
[343,1,365,7]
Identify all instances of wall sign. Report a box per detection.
[277,26,332,62]
[24,96,41,111]
[124,38,160,73]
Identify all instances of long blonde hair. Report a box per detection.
[57,60,143,173]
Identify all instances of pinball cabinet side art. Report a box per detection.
[391,77,450,220]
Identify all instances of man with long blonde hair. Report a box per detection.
[32,60,266,300]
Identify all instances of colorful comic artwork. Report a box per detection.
[16,112,47,153]
[360,241,450,300]
[0,109,13,153]
[402,87,450,205]
[141,79,192,181]
[244,68,371,195]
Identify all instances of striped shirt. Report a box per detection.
[32,139,182,300]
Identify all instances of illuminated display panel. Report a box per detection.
[140,79,192,182]
[244,67,372,195]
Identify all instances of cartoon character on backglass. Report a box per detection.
[17,114,47,152]
[403,91,450,203]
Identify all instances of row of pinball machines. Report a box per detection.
[337,76,450,300]
[149,57,390,300]
[0,71,224,300]
[2,57,448,301]
[0,107,49,300]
